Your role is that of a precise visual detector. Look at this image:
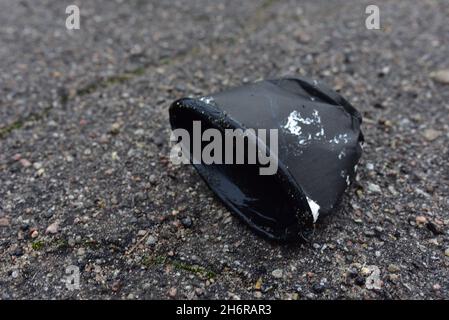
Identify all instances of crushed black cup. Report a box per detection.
[169,77,363,241]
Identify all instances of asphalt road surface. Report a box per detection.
[1,0,448,299]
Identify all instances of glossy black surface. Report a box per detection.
[169,77,363,241]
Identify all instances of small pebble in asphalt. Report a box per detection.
[146,235,157,246]
[168,287,177,298]
[46,221,59,234]
[149,174,157,185]
[365,266,382,290]
[254,278,263,290]
[68,238,76,247]
[77,248,86,256]
[109,122,121,135]
[111,280,121,292]
[223,216,233,224]
[33,162,43,170]
[367,183,381,193]
[444,248,449,257]
[0,218,10,227]
[181,216,193,228]
[271,269,283,279]
[260,284,273,293]
[422,129,441,141]
[416,215,428,225]
[433,284,441,291]
[19,159,32,168]
[389,274,399,282]
[387,264,400,273]
[430,69,449,84]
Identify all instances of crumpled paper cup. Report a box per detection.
[169,77,363,241]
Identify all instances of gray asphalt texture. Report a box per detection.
[1,0,448,299]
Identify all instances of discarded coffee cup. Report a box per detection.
[169,77,363,241]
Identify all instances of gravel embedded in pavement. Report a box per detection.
[0,0,448,299]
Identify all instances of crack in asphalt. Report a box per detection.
[0,0,279,141]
